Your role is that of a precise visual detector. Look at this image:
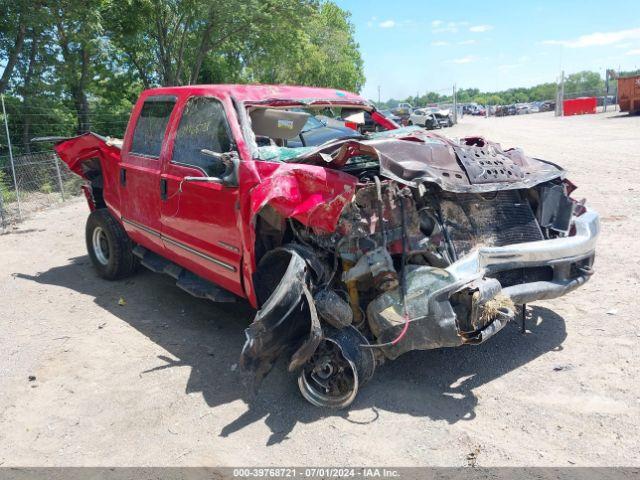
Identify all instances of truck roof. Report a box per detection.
[141,84,367,104]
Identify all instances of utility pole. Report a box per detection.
[377,85,381,104]
[1,94,22,220]
[452,84,458,124]
[555,70,565,117]
[604,68,609,113]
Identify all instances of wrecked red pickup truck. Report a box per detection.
[53,84,599,408]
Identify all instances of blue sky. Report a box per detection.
[335,0,640,100]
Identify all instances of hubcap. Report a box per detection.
[92,226,110,266]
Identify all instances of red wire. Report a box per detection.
[391,312,410,345]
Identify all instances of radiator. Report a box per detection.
[438,190,543,258]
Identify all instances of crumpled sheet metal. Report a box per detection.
[243,161,357,234]
[240,248,318,392]
[291,129,565,194]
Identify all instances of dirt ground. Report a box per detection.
[1,111,639,467]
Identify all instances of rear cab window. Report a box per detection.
[130,95,177,158]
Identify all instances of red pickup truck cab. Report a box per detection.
[55,84,598,408]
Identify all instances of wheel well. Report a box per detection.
[253,205,294,266]
[81,157,106,209]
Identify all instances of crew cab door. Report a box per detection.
[120,95,176,252]
[159,96,243,297]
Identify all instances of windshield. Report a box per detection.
[301,116,325,132]
[248,105,379,150]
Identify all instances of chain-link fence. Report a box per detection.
[0,93,127,232]
[0,150,83,231]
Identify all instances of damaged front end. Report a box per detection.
[240,127,599,408]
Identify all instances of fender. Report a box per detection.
[237,159,357,307]
[53,133,123,215]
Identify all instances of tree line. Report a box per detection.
[0,0,365,154]
[377,70,613,109]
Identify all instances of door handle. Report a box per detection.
[120,168,126,186]
[160,178,168,200]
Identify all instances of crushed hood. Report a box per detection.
[291,127,565,193]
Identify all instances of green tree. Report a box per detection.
[246,2,365,92]
[564,70,604,96]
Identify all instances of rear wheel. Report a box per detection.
[86,209,138,280]
[298,326,375,408]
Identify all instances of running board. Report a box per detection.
[133,245,237,303]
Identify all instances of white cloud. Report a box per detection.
[469,24,493,33]
[431,41,449,46]
[433,21,469,34]
[542,27,640,48]
[379,20,396,29]
[458,39,477,45]
[448,55,476,64]
[626,49,640,56]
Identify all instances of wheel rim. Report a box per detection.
[92,226,110,266]
[298,337,359,408]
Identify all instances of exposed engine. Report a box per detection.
[291,152,589,358]
[241,128,598,408]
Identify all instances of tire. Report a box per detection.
[85,209,139,280]
[407,120,413,125]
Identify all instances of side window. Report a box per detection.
[171,97,233,176]
[130,96,176,158]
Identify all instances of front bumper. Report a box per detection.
[367,208,599,359]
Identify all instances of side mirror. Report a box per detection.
[183,149,239,186]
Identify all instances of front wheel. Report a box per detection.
[86,209,139,280]
[298,326,375,408]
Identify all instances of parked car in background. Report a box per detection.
[516,103,530,115]
[540,100,556,112]
[425,107,454,127]
[391,103,413,125]
[408,108,439,129]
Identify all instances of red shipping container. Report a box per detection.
[563,97,597,116]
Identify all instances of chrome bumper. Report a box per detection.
[367,209,600,358]
[448,208,599,283]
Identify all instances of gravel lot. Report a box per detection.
[1,111,639,467]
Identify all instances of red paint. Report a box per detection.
[55,84,379,308]
[563,97,597,116]
[54,133,122,217]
